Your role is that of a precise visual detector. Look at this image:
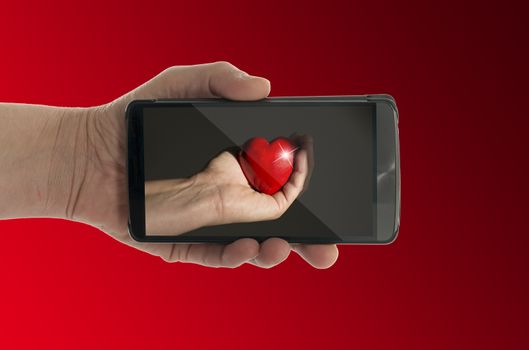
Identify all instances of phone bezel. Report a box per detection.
[126,96,399,244]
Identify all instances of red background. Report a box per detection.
[1,0,528,348]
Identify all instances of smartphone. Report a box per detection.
[126,95,400,244]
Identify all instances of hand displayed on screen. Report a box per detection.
[145,133,313,236]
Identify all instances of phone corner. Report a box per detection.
[127,224,145,243]
[369,94,399,119]
[380,225,400,245]
[125,99,156,116]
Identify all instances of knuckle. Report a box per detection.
[162,65,179,77]
[160,66,173,75]
[212,60,236,71]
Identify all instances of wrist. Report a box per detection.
[190,172,226,226]
[0,104,91,220]
[144,175,220,236]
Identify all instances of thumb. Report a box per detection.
[109,61,271,111]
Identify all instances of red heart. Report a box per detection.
[238,137,297,195]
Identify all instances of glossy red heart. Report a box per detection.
[238,137,297,195]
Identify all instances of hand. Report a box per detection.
[145,136,310,235]
[19,62,339,268]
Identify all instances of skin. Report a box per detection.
[0,61,339,269]
[145,133,312,235]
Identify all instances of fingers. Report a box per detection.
[112,61,270,110]
[168,238,260,268]
[249,241,339,269]
[292,244,339,269]
[248,238,291,268]
[276,148,309,205]
[164,238,290,269]
[289,134,315,194]
[290,133,314,152]
[157,238,337,269]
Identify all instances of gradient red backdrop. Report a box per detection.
[1,0,528,348]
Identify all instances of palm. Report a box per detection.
[202,150,303,223]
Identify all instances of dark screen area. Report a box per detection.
[143,103,375,241]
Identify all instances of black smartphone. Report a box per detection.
[126,96,400,244]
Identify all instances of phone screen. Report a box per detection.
[142,102,376,242]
